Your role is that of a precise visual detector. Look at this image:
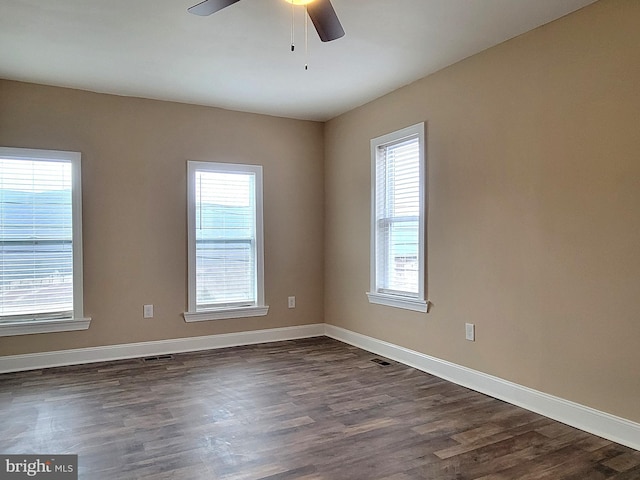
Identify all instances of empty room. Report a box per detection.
[0,0,639,478]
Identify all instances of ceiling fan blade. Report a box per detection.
[306,0,345,42]
[187,0,241,16]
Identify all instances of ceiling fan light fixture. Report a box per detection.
[285,0,316,5]
[188,0,344,43]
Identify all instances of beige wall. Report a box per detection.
[325,0,640,423]
[0,80,325,355]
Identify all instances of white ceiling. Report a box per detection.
[0,0,597,121]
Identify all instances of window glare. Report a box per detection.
[195,171,252,207]
[0,159,72,192]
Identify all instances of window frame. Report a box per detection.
[0,146,90,336]
[367,123,428,313]
[184,160,268,322]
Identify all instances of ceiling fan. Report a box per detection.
[187,0,345,43]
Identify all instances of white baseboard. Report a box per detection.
[0,323,324,374]
[325,324,640,451]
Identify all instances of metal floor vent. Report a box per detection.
[371,358,391,366]
[143,354,174,362]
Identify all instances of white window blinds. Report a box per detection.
[189,162,264,312]
[0,157,74,319]
[375,135,421,296]
[368,122,427,312]
[194,167,257,309]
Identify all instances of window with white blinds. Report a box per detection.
[0,147,89,335]
[367,123,428,313]
[185,161,268,321]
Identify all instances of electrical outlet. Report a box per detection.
[143,304,154,318]
[288,296,296,309]
[465,323,475,341]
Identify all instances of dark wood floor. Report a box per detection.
[1,337,638,479]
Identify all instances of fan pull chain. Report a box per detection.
[290,2,295,51]
[304,5,309,70]
[289,3,310,70]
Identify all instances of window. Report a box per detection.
[367,123,428,312]
[0,147,90,336]
[184,161,268,322]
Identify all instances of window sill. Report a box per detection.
[183,305,270,322]
[0,317,92,337]
[367,292,428,313]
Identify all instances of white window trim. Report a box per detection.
[184,160,269,322]
[366,123,429,313]
[0,317,91,337]
[367,292,428,313]
[183,305,269,323]
[0,147,91,336]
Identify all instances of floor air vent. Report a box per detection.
[143,354,174,362]
[371,358,391,366]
